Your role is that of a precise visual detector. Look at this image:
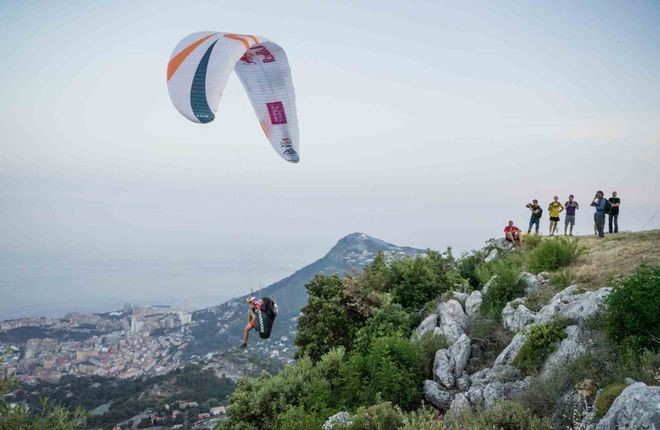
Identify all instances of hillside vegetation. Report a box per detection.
[218,230,660,430]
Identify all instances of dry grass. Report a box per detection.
[569,230,660,290]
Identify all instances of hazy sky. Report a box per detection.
[1,1,659,318]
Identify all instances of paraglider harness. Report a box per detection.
[253,296,278,339]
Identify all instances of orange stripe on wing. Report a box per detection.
[167,33,218,81]
[224,34,251,50]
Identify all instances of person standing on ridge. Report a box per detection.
[564,195,579,236]
[608,191,621,233]
[591,191,607,238]
[241,296,262,348]
[526,199,543,234]
[548,196,564,236]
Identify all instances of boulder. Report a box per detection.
[542,325,591,377]
[414,313,438,339]
[464,365,528,409]
[465,290,483,319]
[595,382,660,430]
[484,249,498,263]
[482,275,497,296]
[451,291,469,305]
[519,272,542,294]
[449,393,471,413]
[493,238,514,251]
[322,412,352,430]
[494,332,527,366]
[448,334,471,379]
[456,373,471,391]
[433,349,454,388]
[424,380,454,411]
[537,271,551,282]
[536,286,611,324]
[436,300,468,344]
[501,298,536,332]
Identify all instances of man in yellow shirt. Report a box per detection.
[548,196,564,236]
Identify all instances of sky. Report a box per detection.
[1,0,659,318]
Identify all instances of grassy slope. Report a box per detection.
[570,230,660,289]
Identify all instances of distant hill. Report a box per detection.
[185,233,425,358]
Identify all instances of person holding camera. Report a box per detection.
[591,191,608,238]
[526,199,542,234]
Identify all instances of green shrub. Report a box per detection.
[468,315,513,371]
[389,251,461,311]
[549,269,575,289]
[342,336,423,410]
[605,264,660,352]
[526,237,581,273]
[414,331,448,378]
[353,305,412,353]
[513,319,569,374]
[480,258,526,319]
[344,401,405,430]
[523,233,543,249]
[457,252,483,288]
[400,407,444,430]
[273,405,326,430]
[594,383,626,417]
[444,400,553,429]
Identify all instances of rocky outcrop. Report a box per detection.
[542,325,591,377]
[414,313,438,338]
[464,365,530,409]
[519,272,542,294]
[322,411,352,429]
[424,380,453,411]
[535,286,611,324]
[450,291,469,305]
[501,298,535,332]
[449,392,471,412]
[437,300,468,344]
[595,382,660,430]
[465,290,482,319]
[434,334,471,388]
[494,332,527,366]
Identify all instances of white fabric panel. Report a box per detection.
[167,32,219,123]
[234,41,299,163]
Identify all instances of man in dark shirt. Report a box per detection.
[591,191,607,238]
[608,191,620,233]
[526,199,542,234]
[564,195,579,236]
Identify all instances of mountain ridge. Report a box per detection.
[185,232,426,358]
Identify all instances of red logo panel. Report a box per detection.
[266,102,287,125]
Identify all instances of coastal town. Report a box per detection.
[0,304,193,384]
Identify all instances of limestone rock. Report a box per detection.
[451,291,469,305]
[415,313,438,339]
[494,332,527,366]
[456,373,471,391]
[322,412,352,430]
[519,271,542,294]
[424,379,454,411]
[464,365,528,409]
[542,325,591,377]
[482,275,497,296]
[595,382,660,430]
[449,334,471,379]
[536,286,611,324]
[449,392,471,412]
[465,290,483,319]
[501,298,536,332]
[436,299,468,344]
[433,349,454,388]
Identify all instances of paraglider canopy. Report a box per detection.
[167,32,300,163]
